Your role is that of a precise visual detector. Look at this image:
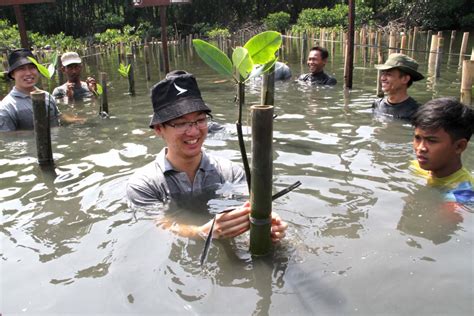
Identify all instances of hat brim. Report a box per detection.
[62,59,82,67]
[149,97,212,128]
[375,64,424,81]
[7,58,35,79]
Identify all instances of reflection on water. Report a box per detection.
[1,37,473,315]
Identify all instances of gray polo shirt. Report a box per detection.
[52,81,92,100]
[0,87,60,131]
[127,148,246,207]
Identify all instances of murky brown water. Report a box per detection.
[1,34,473,315]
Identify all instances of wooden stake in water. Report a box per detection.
[345,0,355,89]
[460,60,473,105]
[428,34,438,73]
[250,105,274,256]
[144,44,151,81]
[435,32,444,78]
[261,65,275,106]
[389,31,396,55]
[301,32,308,64]
[400,32,407,53]
[126,53,135,96]
[31,91,53,166]
[459,32,469,66]
[100,72,108,114]
[376,69,384,98]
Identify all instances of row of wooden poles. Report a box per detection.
[1,28,472,167]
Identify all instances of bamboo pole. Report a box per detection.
[376,69,383,97]
[400,32,407,53]
[126,53,135,96]
[261,65,275,106]
[250,105,274,256]
[435,32,444,78]
[144,44,151,81]
[100,72,108,115]
[459,32,469,66]
[428,34,439,72]
[377,31,383,64]
[460,60,473,105]
[411,27,418,58]
[345,0,355,89]
[301,32,307,64]
[31,91,53,166]
[389,31,396,55]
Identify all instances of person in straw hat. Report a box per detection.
[373,53,425,120]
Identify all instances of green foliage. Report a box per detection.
[263,12,291,32]
[95,83,103,96]
[193,31,282,83]
[95,13,124,31]
[0,19,21,49]
[191,23,213,35]
[94,25,141,45]
[28,32,83,50]
[118,63,131,78]
[207,28,231,39]
[295,1,374,32]
[460,13,474,29]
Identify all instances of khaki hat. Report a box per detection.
[375,53,424,81]
[61,52,82,66]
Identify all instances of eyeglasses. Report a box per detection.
[165,116,209,133]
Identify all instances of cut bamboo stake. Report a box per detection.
[301,32,308,64]
[250,105,274,256]
[389,31,397,55]
[144,44,151,81]
[376,69,383,98]
[400,32,407,53]
[460,60,473,105]
[377,31,383,64]
[100,72,108,114]
[31,91,53,166]
[261,65,275,106]
[435,32,444,78]
[459,32,469,66]
[126,53,135,96]
[428,34,439,73]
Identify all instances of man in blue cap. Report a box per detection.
[127,70,288,241]
[0,48,60,131]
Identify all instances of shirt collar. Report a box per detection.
[155,147,213,173]
[10,86,32,99]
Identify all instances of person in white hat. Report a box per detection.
[52,52,97,101]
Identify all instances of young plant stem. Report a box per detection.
[236,80,251,191]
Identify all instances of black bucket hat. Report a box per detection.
[149,70,212,128]
[7,48,35,79]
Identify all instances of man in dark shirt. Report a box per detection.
[298,46,337,85]
[372,53,424,120]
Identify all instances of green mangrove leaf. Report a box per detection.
[232,47,253,80]
[246,57,277,82]
[244,31,282,65]
[96,83,103,96]
[192,39,233,78]
[118,63,130,78]
[47,64,55,79]
[50,51,58,68]
[0,72,4,79]
[27,56,50,79]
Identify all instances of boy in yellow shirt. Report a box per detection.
[411,98,473,204]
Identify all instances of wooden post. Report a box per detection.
[301,32,307,64]
[428,34,438,72]
[460,60,473,105]
[376,69,383,98]
[459,32,469,66]
[160,6,170,73]
[13,5,29,48]
[377,31,383,64]
[261,65,275,106]
[126,53,135,96]
[389,31,397,55]
[31,91,53,166]
[144,44,151,81]
[100,72,109,114]
[344,0,355,88]
[250,105,274,256]
[400,32,407,53]
[435,31,444,78]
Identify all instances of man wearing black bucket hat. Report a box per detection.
[372,53,425,120]
[127,70,287,242]
[0,48,60,131]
